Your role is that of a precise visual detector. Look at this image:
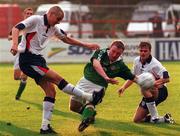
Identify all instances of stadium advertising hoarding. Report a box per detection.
[1,38,180,63]
[155,39,180,61]
[44,39,143,63]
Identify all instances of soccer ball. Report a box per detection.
[137,72,155,90]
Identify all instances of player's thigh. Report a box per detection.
[133,106,148,123]
[69,97,84,113]
[39,79,56,98]
[141,89,154,98]
[44,69,64,85]
[151,88,159,99]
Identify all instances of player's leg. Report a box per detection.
[44,69,104,105]
[14,54,27,100]
[69,77,104,132]
[15,72,28,100]
[69,96,84,114]
[14,68,21,80]
[138,86,174,123]
[133,106,149,123]
[142,88,159,122]
[153,86,174,123]
[78,103,97,132]
[38,78,57,134]
[13,54,21,80]
[78,83,105,132]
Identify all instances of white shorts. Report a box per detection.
[71,77,105,104]
[13,53,20,70]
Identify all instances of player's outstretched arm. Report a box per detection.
[61,36,100,50]
[93,58,119,85]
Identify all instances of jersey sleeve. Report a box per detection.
[90,49,105,63]
[152,61,169,78]
[20,15,40,29]
[54,27,67,40]
[118,61,135,80]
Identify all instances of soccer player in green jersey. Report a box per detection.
[69,40,137,132]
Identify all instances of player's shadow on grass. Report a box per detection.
[0,121,37,136]
[150,122,180,133]
[93,118,153,136]
[20,99,80,120]
[93,118,180,136]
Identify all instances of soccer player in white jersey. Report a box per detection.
[8,7,33,100]
[10,6,104,134]
[118,41,174,124]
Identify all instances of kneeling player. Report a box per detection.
[118,41,174,124]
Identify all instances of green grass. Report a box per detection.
[0,62,180,136]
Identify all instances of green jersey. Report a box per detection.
[84,48,135,88]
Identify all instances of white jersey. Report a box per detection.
[19,14,66,55]
[132,56,168,80]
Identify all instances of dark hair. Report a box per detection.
[111,40,125,50]
[139,41,151,50]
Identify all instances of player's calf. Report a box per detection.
[78,104,96,132]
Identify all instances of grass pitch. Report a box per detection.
[0,62,180,136]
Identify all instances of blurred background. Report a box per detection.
[0,0,180,63]
[1,0,180,38]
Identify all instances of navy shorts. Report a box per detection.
[139,86,168,109]
[19,52,49,84]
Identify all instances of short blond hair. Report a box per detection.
[23,7,33,14]
[48,6,64,20]
[110,40,125,50]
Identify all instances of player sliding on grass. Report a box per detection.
[10,6,104,134]
[69,40,138,132]
[8,7,34,100]
[118,41,175,124]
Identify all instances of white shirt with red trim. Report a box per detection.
[132,56,167,79]
[19,15,66,55]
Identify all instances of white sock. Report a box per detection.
[62,83,92,101]
[41,101,54,130]
[146,101,159,119]
[156,116,165,123]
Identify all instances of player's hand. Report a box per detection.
[105,77,119,85]
[86,43,100,50]
[117,87,125,96]
[154,80,163,89]
[10,45,18,56]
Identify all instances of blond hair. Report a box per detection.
[48,6,64,20]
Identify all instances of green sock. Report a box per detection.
[16,81,26,98]
[82,105,96,120]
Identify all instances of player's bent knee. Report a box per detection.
[21,75,28,81]
[133,118,141,123]
[69,99,82,113]
[14,76,20,80]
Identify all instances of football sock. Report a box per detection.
[145,97,159,119]
[151,116,165,123]
[82,104,96,120]
[58,79,92,101]
[145,115,165,123]
[41,97,55,130]
[15,79,27,99]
